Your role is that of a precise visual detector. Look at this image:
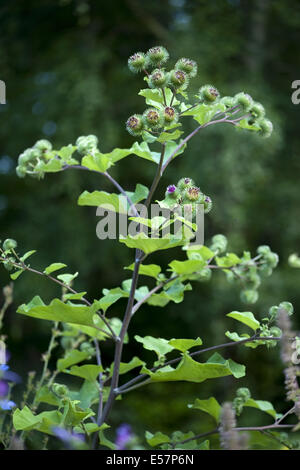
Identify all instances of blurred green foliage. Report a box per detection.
[0,0,299,440]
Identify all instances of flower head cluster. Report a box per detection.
[223,244,279,305]
[76,135,98,155]
[163,176,212,219]
[16,139,53,179]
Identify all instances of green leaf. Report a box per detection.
[188,397,221,423]
[81,153,111,173]
[99,428,116,450]
[20,250,36,262]
[225,331,258,348]
[66,364,103,382]
[57,272,78,285]
[17,296,100,328]
[216,253,241,268]
[145,431,170,447]
[35,386,62,406]
[38,159,63,173]
[44,263,67,275]
[119,233,185,254]
[183,245,214,261]
[243,398,277,419]
[135,335,174,359]
[227,311,260,331]
[168,337,202,353]
[62,399,94,427]
[63,292,87,301]
[181,102,226,125]
[138,88,165,108]
[57,349,91,371]
[126,183,149,205]
[236,119,260,132]
[13,406,63,434]
[142,352,245,383]
[97,287,128,313]
[157,129,183,143]
[10,269,24,280]
[110,356,145,377]
[169,259,206,275]
[78,190,128,213]
[57,144,77,161]
[125,263,161,279]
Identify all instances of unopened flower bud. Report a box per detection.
[199,85,220,103]
[177,177,194,191]
[76,135,98,155]
[169,69,188,89]
[149,69,169,88]
[175,58,197,77]
[163,106,178,124]
[234,92,253,112]
[220,96,235,109]
[53,383,68,397]
[126,114,144,136]
[34,139,53,152]
[128,52,148,73]
[203,195,212,213]
[258,118,273,138]
[240,289,258,304]
[146,46,169,67]
[249,102,265,119]
[142,108,164,129]
[16,165,27,178]
[3,239,17,251]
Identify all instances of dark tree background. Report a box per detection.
[0,0,299,441]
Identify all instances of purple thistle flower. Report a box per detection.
[205,196,211,203]
[167,184,176,194]
[0,399,16,410]
[115,424,133,450]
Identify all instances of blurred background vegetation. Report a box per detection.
[0,0,300,447]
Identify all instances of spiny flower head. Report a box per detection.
[177,177,194,191]
[165,184,179,199]
[234,92,253,112]
[128,52,148,73]
[204,195,212,213]
[34,139,52,152]
[250,102,265,119]
[169,69,189,89]
[126,114,144,136]
[220,96,236,109]
[146,46,169,67]
[148,69,169,88]
[142,108,164,129]
[163,106,178,124]
[76,135,98,155]
[199,84,220,103]
[186,186,201,201]
[257,118,273,138]
[175,58,198,77]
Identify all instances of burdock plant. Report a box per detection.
[0,46,299,451]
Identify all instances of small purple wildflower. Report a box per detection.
[115,424,133,450]
[167,184,176,194]
[0,399,16,410]
[205,196,211,203]
[52,427,85,445]
[0,380,9,397]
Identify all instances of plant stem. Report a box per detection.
[144,144,166,208]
